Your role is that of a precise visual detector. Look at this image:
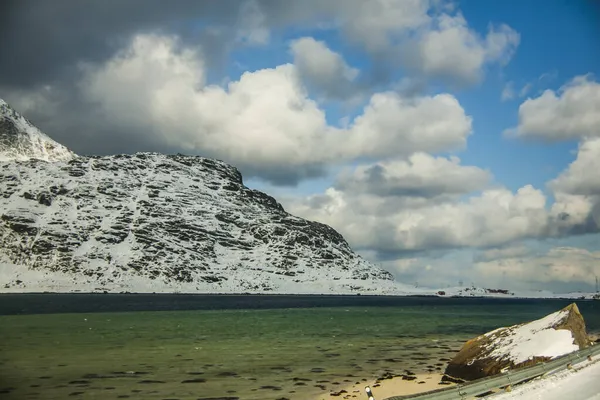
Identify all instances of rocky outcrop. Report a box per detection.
[0,98,403,294]
[443,303,591,382]
[0,99,75,162]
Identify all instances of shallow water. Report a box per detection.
[0,296,598,399]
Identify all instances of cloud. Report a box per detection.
[72,33,471,184]
[335,153,491,198]
[338,0,432,52]
[0,1,246,89]
[78,34,329,183]
[335,0,519,86]
[346,92,472,158]
[289,37,359,100]
[501,81,515,101]
[501,75,600,237]
[405,14,520,85]
[1,0,519,95]
[548,138,600,236]
[519,82,532,98]
[286,157,551,253]
[285,139,598,254]
[474,245,532,262]
[538,70,558,84]
[474,246,600,288]
[550,138,600,197]
[236,0,270,45]
[506,75,600,141]
[373,241,600,292]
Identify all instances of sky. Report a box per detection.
[1,0,600,293]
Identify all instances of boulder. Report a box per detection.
[443,303,592,382]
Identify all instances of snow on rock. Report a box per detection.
[0,101,418,295]
[484,308,580,364]
[0,153,413,294]
[0,98,75,162]
[443,303,592,382]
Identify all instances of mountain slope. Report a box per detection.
[0,99,75,162]
[0,99,405,294]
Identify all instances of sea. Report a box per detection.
[0,294,598,400]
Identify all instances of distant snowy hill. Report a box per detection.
[437,286,599,300]
[0,98,409,294]
[0,99,75,162]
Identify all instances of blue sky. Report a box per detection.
[246,0,600,197]
[3,0,600,292]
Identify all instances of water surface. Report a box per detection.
[1,295,598,399]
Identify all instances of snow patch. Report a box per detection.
[485,309,579,364]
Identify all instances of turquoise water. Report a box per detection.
[0,298,598,399]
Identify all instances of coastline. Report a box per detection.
[316,372,454,400]
[1,292,597,316]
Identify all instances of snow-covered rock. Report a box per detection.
[443,303,592,382]
[0,98,75,162]
[0,98,412,294]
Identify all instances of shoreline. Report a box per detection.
[1,292,595,316]
[316,372,454,400]
[0,290,596,298]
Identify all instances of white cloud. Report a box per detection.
[345,92,471,158]
[484,23,521,65]
[506,75,600,141]
[410,14,520,84]
[340,0,432,52]
[335,153,491,198]
[306,1,520,86]
[287,158,549,252]
[78,33,472,184]
[368,242,600,292]
[501,81,515,101]
[550,138,600,197]
[289,37,359,99]
[474,246,600,286]
[503,75,600,236]
[548,138,600,235]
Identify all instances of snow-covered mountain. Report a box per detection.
[0,98,409,294]
[0,99,75,162]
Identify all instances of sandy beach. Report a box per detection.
[316,372,455,399]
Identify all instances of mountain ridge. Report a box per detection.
[0,98,407,294]
[0,99,75,162]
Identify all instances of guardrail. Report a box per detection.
[374,343,600,400]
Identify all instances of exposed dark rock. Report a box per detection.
[259,385,282,390]
[216,372,238,377]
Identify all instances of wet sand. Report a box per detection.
[316,372,454,399]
